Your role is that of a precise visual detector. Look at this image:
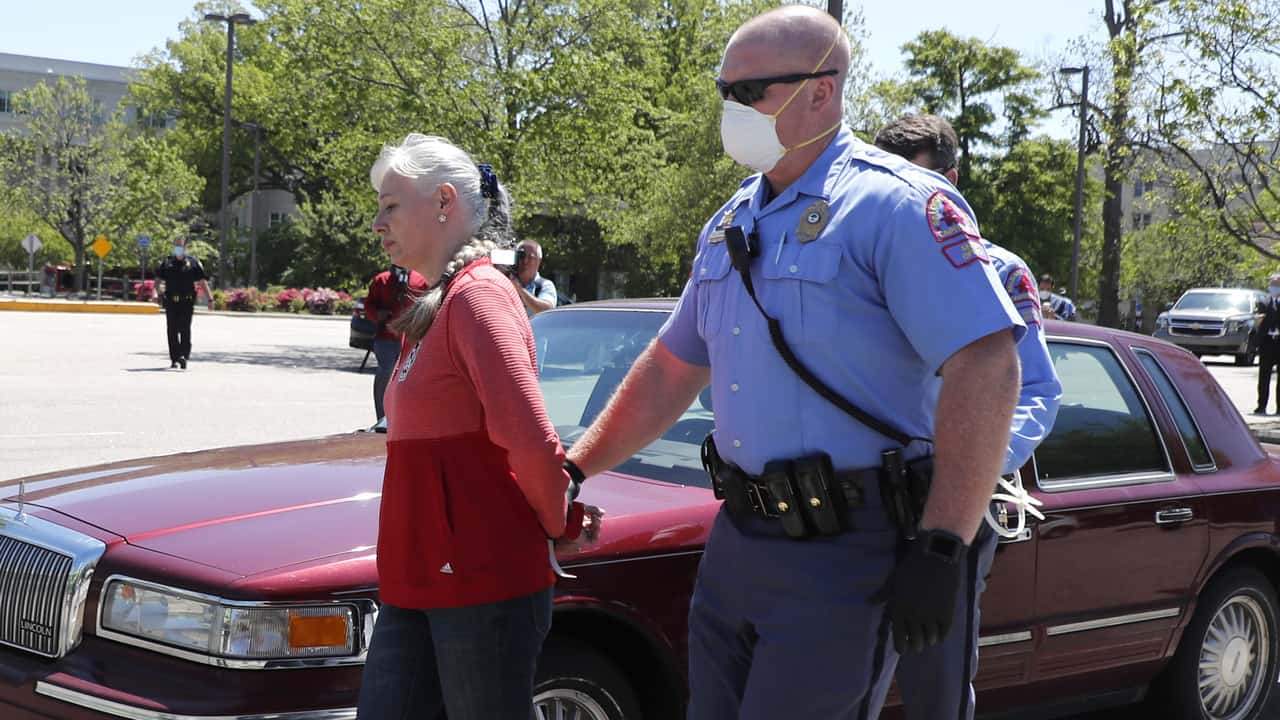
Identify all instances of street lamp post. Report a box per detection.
[826,0,842,20]
[204,11,256,289]
[1060,65,1090,303]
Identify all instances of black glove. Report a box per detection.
[885,529,968,655]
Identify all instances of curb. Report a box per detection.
[0,299,161,315]
[1252,422,1280,444]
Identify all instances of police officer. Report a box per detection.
[1254,273,1280,414]
[564,7,1024,718]
[876,113,1062,720]
[154,237,213,369]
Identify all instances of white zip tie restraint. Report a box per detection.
[984,468,1045,539]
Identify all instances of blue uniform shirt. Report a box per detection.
[983,244,1062,475]
[659,128,1025,475]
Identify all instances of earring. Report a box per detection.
[437,214,447,223]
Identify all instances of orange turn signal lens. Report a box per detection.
[288,613,350,649]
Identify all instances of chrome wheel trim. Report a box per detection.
[533,687,611,720]
[1198,595,1270,720]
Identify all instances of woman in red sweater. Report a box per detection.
[358,133,591,720]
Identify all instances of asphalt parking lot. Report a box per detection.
[1,310,1278,718]
[0,308,374,482]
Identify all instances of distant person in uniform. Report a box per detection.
[1254,273,1280,414]
[566,8,1023,719]
[364,264,428,421]
[1038,274,1077,321]
[876,112,1062,720]
[154,237,212,369]
[511,239,557,317]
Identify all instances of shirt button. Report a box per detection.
[731,383,740,392]
[733,439,742,448]
[732,327,741,335]
[789,264,799,273]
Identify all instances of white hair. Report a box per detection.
[372,133,515,342]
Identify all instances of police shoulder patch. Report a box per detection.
[1005,265,1042,326]
[940,238,990,268]
[925,190,980,243]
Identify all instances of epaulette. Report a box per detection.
[846,139,943,196]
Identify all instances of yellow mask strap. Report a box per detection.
[769,28,842,121]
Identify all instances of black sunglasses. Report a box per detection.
[715,69,839,106]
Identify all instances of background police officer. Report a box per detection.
[1254,273,1280,414]
[876,113,1062,720]
[566,7,1023,718]
[154,237,212,370]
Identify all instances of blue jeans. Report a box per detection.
[357,589,552,720]
[372,338,401,422]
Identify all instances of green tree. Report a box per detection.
[899,29,1042,196]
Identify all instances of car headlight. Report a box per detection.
[1156,314,1169,328]
[1225,317,1254,333]
[101,579,359,661]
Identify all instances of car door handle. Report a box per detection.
[1155,507,1194,525]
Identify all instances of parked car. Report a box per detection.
[3,300,1280,720]
[1154,287,1267,365]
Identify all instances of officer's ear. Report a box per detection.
[808,73,838,112]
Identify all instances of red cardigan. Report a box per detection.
[380,258,569,609]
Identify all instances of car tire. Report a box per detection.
[1152,566,1279,720]
[534,641,643,720]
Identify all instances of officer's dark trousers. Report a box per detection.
[164,301,194,363]
[894,524,997,720]
[1258,348,1280,412]
[687,480,899,720]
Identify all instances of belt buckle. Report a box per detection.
[748,482,779,518]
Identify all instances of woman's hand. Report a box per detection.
[554,504,604,553]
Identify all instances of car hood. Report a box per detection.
[1,434,713,577]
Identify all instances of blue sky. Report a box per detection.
[3,0,1105,134]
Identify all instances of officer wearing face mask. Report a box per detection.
[154,237,213,370]
[1254,273,1280,414]
[564,7,1023,719]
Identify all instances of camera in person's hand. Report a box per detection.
[490,247,528,277]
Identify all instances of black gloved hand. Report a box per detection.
[885,528,968,655]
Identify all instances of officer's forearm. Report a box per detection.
[921,329,1020,543]
[568,339,709,478]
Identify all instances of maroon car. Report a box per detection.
[2,299,1278,720]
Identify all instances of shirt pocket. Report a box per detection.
[694,243,734,339]
[762,240,843,342]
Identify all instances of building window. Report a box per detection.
[1132,212,1142,230]
[0,90,11,114]
[269,212,286,228]
[1142,213,1153,229]
[1134,178,1146,198]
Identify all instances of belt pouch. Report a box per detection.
[904,455,934,519]
[761,460,809,539]
[794,453,848,535]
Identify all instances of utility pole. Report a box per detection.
[204,11,256,288]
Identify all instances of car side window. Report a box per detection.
[1035,341,1170,486]
[1133,348,1215,471]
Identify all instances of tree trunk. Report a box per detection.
[1099,150,1124,327]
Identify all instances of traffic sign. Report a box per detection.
[91,235,112,259]
[137,235,151,248]
[21,234,41,255]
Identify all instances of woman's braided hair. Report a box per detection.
[369,135,514,344]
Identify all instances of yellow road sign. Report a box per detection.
[91,235,112,259]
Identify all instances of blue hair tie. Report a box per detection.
[477,164,499,200]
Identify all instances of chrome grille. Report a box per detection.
[1170,320,1224,337]
[0,504,106,659]
[0,535,73,657]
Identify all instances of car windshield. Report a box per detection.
[1173,291,1253,313]
[532,308,711,488]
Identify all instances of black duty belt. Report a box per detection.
[721,462,871,518]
